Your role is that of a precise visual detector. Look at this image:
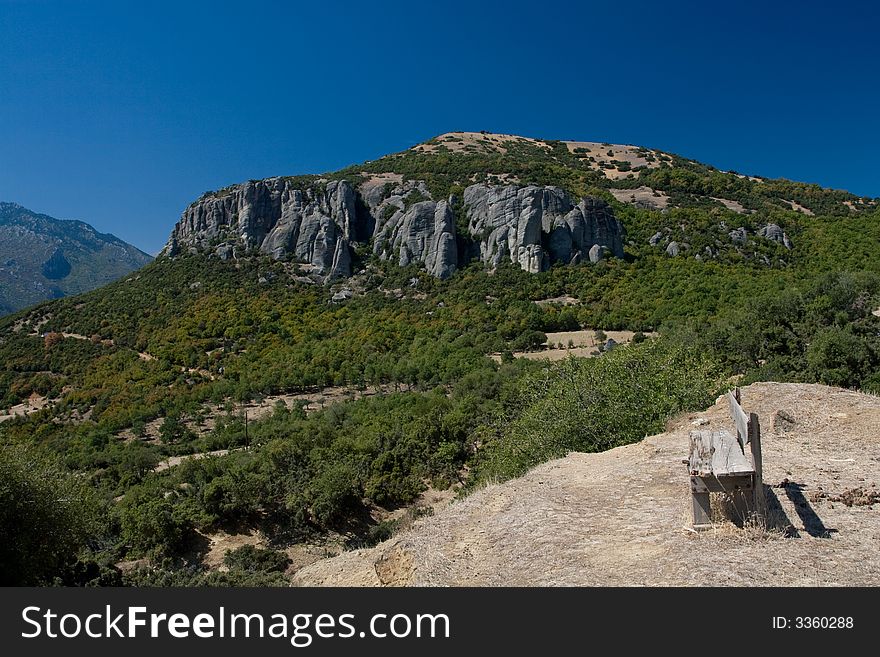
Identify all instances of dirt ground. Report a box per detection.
[412,132,551,155]
[0,391,49,421]
[609,186,669,210]
[492,329,644,362]
[293,382,880,586]
[710,197,747,213]
[562,141,665,180]
[785,200,815,216]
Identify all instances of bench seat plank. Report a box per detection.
[711,429,754,476]
[688,429,754,477]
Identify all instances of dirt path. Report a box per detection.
[153,448,233,472]
[294,382,880,586]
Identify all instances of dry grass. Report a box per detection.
[491,330,650,362]
[412,132,551,155]
[609,186,669,210]
[294,382,880,587]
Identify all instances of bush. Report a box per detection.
[807,327,871,388]
[0,443,103,585]
[223,545,290,573]
[473,339,723,482]
[119,493,193,557]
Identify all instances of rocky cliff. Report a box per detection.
[463,184,624,273]
[164,178,358,280]
[163,177,625,281]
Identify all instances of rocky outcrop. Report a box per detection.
[728,227,748,245]
[463,184,624,273]
[373,200,458,279]
[164,178,358,280]
[758,223,793,249]
[164,178,625,281]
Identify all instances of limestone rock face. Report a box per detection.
[164,178,625,281]
[729,227,748,244]
[463,184,624,273]
[373,200,458,279]
[164,178,358,281]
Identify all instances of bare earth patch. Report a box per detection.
[609,186,669,210]
[201,529,263,570]
[153,449,233,473]
[710,197,747,214]
[0,391,49,422]
[492,330,647,362]
[534,295,580,308]
[412,132,551,155]
[294,383,880,586]
[563,141,666,180]
[785,199,815,216]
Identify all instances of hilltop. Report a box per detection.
[164,131,877,284]
[0,202,152,315]
[295,383,880,586]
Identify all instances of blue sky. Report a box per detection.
[2,0,878,254]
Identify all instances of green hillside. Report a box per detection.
[1,133,879,586]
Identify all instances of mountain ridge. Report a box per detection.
[0,202,153,315]
[161,131,876,283]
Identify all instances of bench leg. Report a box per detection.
[691,482,712,530]
[731,490,754,524]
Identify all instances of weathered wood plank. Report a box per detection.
[688,430,715,476]
[711,429,754,476]
[691,486,712,529]
[727,390,750,448]
[691,474,753,494]
[749,411,765,515]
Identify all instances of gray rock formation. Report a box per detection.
[588,244,605,263]
[729,227,748,244]
[164,178,358,281]
[666,241,680,257]
[164,178,625,281]
[463,184,624,273]
[758,223,793,249]
[372,200,458,279]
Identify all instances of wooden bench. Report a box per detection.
[687,388,764,529]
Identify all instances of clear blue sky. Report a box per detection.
[2,0,878,254]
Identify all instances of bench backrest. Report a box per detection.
[728,387,763,503]
[727,387,751,449]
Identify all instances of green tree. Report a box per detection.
[0,443,102,585]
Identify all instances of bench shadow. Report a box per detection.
[767,481,836,539]
[763,486,800,537]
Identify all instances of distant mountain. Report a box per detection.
[0,202,153,314]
